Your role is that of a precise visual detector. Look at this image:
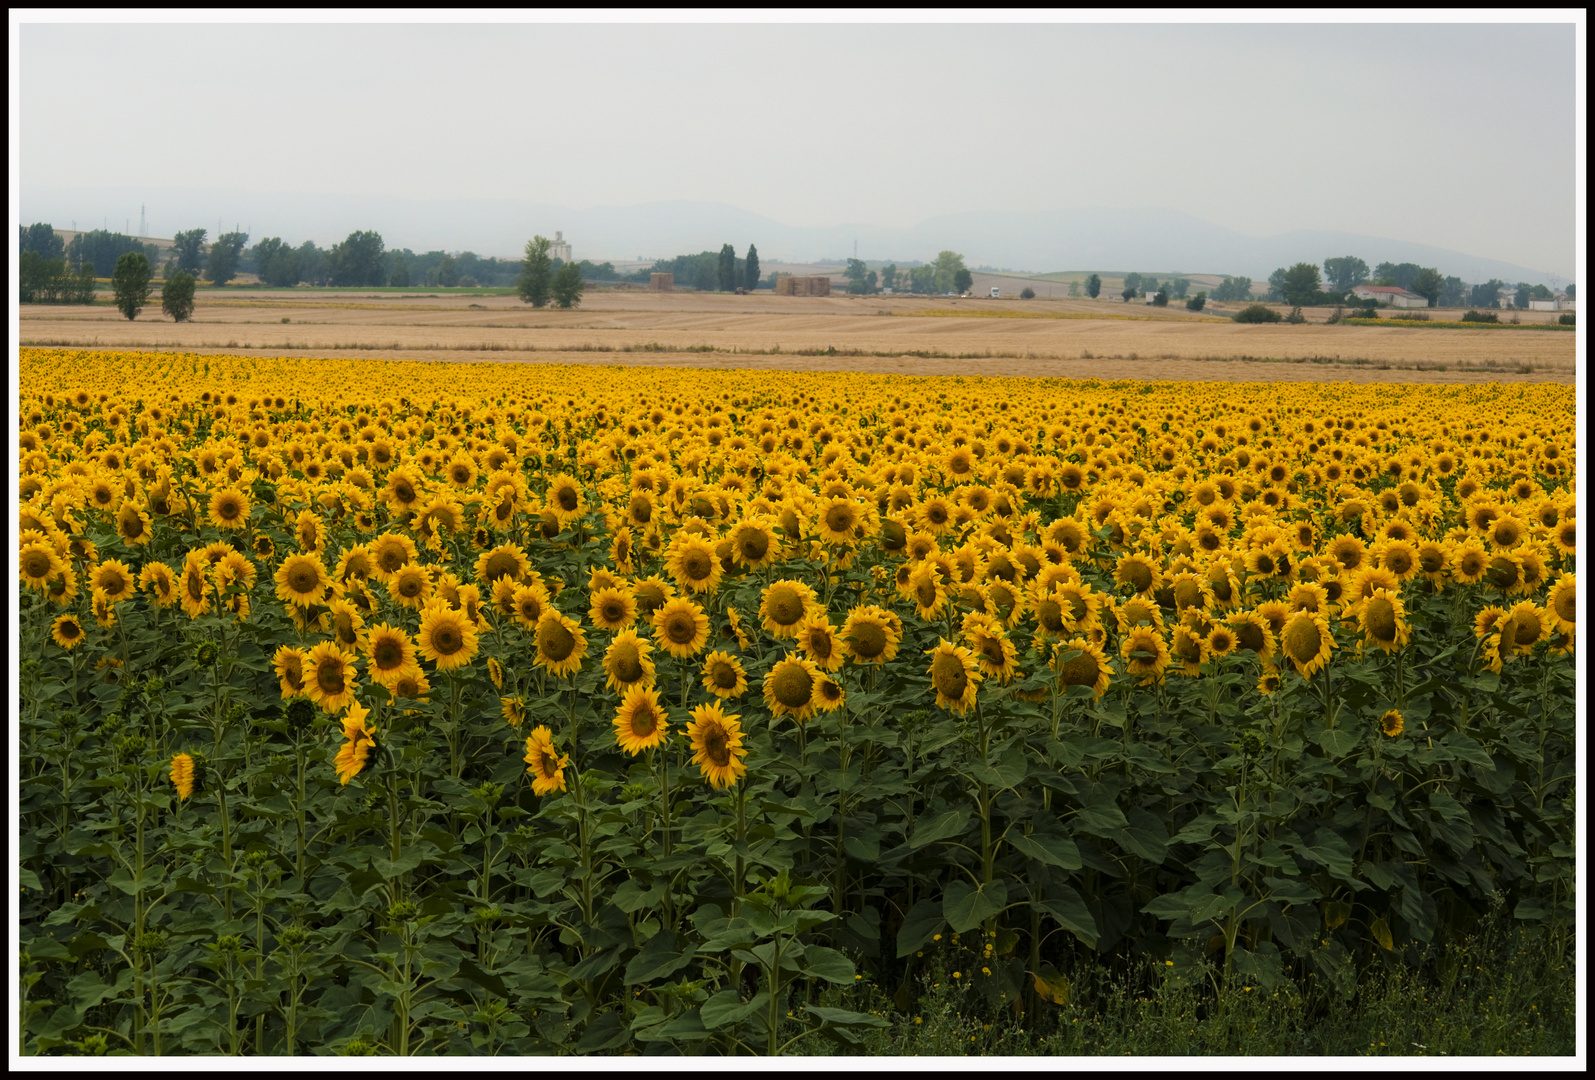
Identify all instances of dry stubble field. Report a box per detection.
[19,289,1575,384]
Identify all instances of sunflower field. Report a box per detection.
[17,348,1577,1056]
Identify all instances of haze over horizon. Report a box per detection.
[16,17,1580,281]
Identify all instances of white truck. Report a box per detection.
[989,287,1000,298]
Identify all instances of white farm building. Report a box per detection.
[1350,284,1429,309]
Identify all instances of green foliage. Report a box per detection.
[20,222,65,261]
[248,238,303,287]
[324,231,383,288]
[1279,263,1323,308]
[933,251,969,295]
[161,271,197,322]
[1556,312,1573,326]
[551,260,585,309]
[1409,267,1445,307]
[1468,279,1507,309]
[1185,291,1207,312]
[1151,288,1169,307]
[1211,276,1252,303]
[1461,310,1499,323]
[880,264,898,292]
[112,252,153,320]
[68,229,151,278]
[19,252,96,304]
[952,268,973,295]
[1121,287,1136,303]
[1233,303,1282,323]
[1019,287,1035,300]
[172,229,208,275]
[744,245,761,291]
[389,254,411,288]
[1086,274,1101,299]
[206,232,250,287]
[1322,256,1368,293]
[1373,261,1424,291]
[518,236,553,307]
[718,244,738,292]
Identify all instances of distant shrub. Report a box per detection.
[1152,288,1169,307]
[1357,303,1378,319]
[1019,286,1035,300]
[1461,310,1500,323]
[1558,312,1575,326]
[1233,304,1282,324]
[1185,291,1207,312]
[1390,311,1430,321]
[1285,306,1306,324]
[458,275,478,288]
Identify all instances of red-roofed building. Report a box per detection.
[1350,284,1429,309]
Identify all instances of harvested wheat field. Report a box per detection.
[20,288,1575,383]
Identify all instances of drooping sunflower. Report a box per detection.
[333,701,377,785]
[1168,624,1208,677]
[272,645,309,699]
[840,605,902,665]
[1113,552,1160,596]
[652,596,711,659]
[363,623,419,689]
[1278,611,1335,680]
[1356,588,1410,654]
[275,553,330,609]
[963,614,1020,684]
[523,725,570,796]
[1546,572,1576,635]
[390,669,432,705]
[908,562,949,621]
[613,684,670,755]
[169,752,196,801]
[207,487,250,530]
[304,640,359,714]
[1286,581,1329,615]
[588,586,637,632]
[418,600,482,672]
[1120,626,1171,686]
[45,565,79,608]
[51,613,86,650]
[115,499,154,546]
[687,703,747,789]
[1483,551,1528,596]
[501,695,528,727]
[760,579,819,639]
[178,555,212,618]
[1379,709,1404,738]
[603,629,657,693]
[1499,601,1548,656]
[764,653,822,723]
[532,609,587,677]
[925,638,981,715]
[1052,637,1111,697]
[794,614,845,673]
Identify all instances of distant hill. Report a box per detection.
[20,186,1571,287]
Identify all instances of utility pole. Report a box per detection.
[139,204,146,237]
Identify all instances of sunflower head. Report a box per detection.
[764,654,820,722]
[613,685,669,755]
[1379,709,1404,738]
[533,610,586,677]
[1279,611,1333,679]
[686,703,747,789]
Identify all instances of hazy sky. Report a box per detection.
[15,17,1581,275]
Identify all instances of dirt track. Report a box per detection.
[20,290,1576,384]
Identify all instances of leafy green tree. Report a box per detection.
[1409,267,1445,307]
[434,254,459,288]
[1019,286,1035,299]
[1152,287,1169,307]
[551,260,584,308]
[1141,276,1160,296]
[1186,291,1207,312]
[880,264,898,291]
[19,223,64,260]
[1122,287,1137,302]
[112,251,152,320]
[1265,267,1288,302]
[518,236,553,307]
[953,267,973,294]
[172,228,207,274]
[1373,261,1423,291]
[1234,303,1282,323]
[910,265,936,294]
[1565,283,1575,299]
[207,232,249,286]
[1528,283,1553,301]
[744,245,760,290]
[1469,279,1507,308]
[389,254,410,288]
[325,230,383,287]
[1169,278,1190,300]
[1280,262,1323,307]
[844,258,871,294]
[1123,273,1142,296]
[161,270,196,322]
[717,244,737,291]
[1514,282,1531,309]
[1440,275,1467,308]
[1322,256,1369,293]
[932,250,967,294]
[1086,273,1101,298]
[1213,275,1252,302]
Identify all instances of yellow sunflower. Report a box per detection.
[545,473,586,524]
[764,653,822,723]
[687,703,748,789]
[1499,601,1548,656]
[169,752,196,801]
[418,600,482,672]
[19,541,64,591]
[666,533,723,595]
[275,553,330,609]
[728,517,783,569]
[588,585,637,632]
[89,558,136,604]
[1379,709,1404,738]
[613,684,670,755]
[925,639,981,715]
[511,581,552,630]
[304,641,359,714]
[794,614,845,672]
[368,531,419,581]
[114,499,153,546]
[524,725,569,796]
[604,629,657,693]
[533,609,587,677]
[1356,588,1410,654]
[1168,625,1208,677]
[207,487,250,530]
[840,605,902,665]
[51,613,86,650]
[1052,637,1111,697]
[387,563,433,610]
[700,650,749,699]
[1545,573,1575,635]
[1120,626,1170,686]
[474,542,531,588]
[363,623,419,689]
[1278,611,1334,680]
[652,596,711,658]
[908,562,949,621]
[333,701,377,785]
[962,614,1020,684]
[760,579,819,639]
